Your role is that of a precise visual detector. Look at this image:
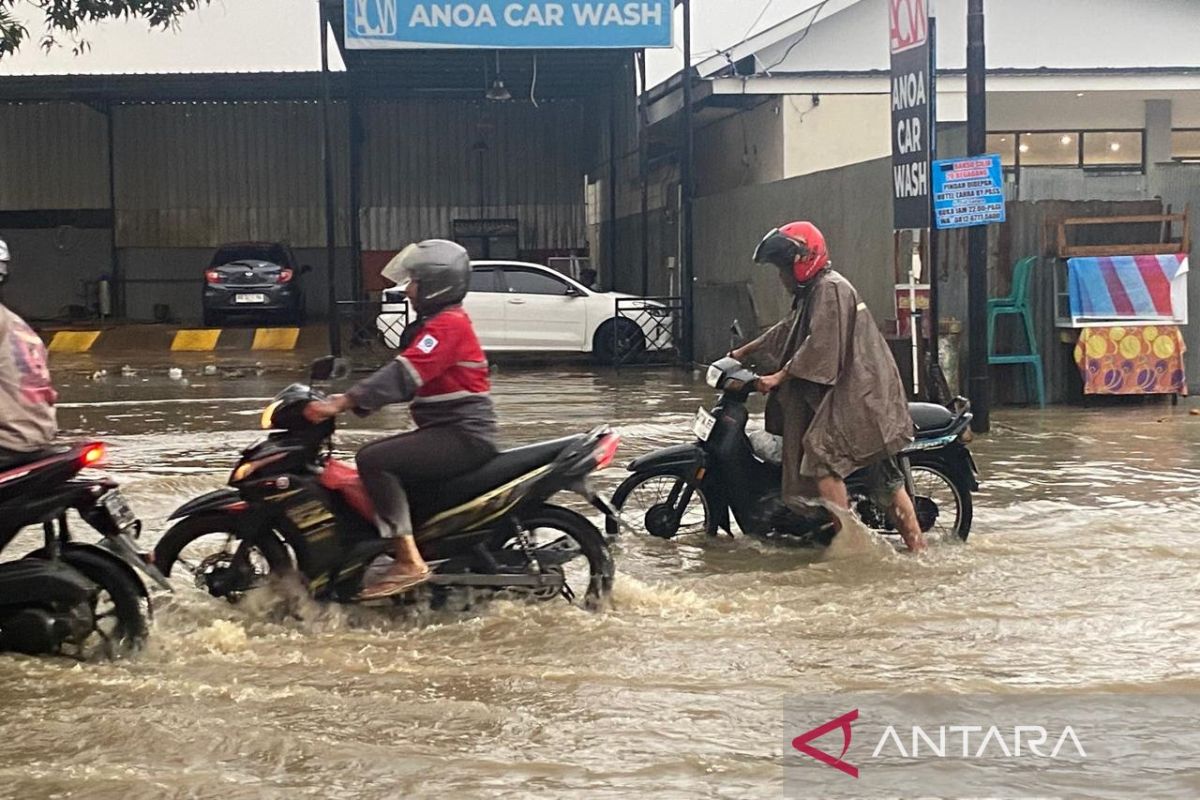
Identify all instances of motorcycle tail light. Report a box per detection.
[81,443,106,467]
[592,432,621,471]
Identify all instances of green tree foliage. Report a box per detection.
[1,1,210,58]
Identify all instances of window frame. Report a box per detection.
[497,265,578,297]
[987,128,1146,174]
[1171,128,1200,162]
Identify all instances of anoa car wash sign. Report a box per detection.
[346,0,673,48]
[889,0,931,229]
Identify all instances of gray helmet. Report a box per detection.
[381,239,470,314]
[0,238,8,285]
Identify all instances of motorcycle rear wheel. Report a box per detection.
[493,505,613,611]
[608,470,717,538]
[44,549,149,660]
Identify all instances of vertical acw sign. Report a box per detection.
[890,0,931,229]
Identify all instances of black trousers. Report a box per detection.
[355,427,496,539]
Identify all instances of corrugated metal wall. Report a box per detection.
[0,103,110,209]
[113,102,350,248]
[359,99,587,251]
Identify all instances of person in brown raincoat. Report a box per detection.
[731,221,926,552]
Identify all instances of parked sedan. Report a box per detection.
[202,242,308,327]
[376,261,673,363]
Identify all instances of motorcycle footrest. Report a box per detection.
[424,571,563,589]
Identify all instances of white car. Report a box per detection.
[376,261,674,363]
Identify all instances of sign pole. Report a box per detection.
[680,0,696,365]
[926,14,947,402]
[319,0,342,357]
[966,0,989,431]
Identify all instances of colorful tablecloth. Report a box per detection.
[1073,325,1187,395]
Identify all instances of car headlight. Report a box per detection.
[706,364,723,388]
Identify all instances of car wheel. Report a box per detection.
[592,318,646,365]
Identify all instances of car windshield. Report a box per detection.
[211,244,289,267]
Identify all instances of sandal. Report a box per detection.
[356,569,431,601]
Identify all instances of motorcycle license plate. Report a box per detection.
[100,489,138,530]
[693,407,716,442]
[235,293,267,304]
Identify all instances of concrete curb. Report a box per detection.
[44,325,325,353]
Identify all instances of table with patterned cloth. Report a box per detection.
[1073,325,1187,395]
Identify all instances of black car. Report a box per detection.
[202,242,308,327]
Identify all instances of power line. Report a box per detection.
[760,0,829,75]
[741,0,777,44]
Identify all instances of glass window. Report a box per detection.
[211,244,290,266]
[1172,130,1200,161]
[1018,132,1080,166]
[469,267,498,293]
[503,268,572,296]
[987,133,1016,167]
[1082,131,1143,166]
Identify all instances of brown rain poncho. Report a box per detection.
[753,269,913,507]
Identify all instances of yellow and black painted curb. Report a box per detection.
[45,326,315,353]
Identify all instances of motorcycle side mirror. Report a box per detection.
[309,356,350,381]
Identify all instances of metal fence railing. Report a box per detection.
[612,296,685,368]
[335,298,408,364]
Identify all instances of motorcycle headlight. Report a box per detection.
[706,364,723,388]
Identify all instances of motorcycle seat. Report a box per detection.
[429,435,584,511]
[322,436,585,523]
[909,403,956,436]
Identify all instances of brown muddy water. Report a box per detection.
[2,363,1199,799]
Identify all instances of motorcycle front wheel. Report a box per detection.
[608,470,717,538]
[153,514,293,602]
[907,459,972,542]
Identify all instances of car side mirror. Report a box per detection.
[565,286,583,298]
[309,356,349,381]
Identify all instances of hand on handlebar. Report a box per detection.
[303,394,351,422]
[756,370,787,394]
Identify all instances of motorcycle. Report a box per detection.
[152,358,620,610]
[0,442,167,658]
[607,356,979,546]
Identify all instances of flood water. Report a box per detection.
[2,361,1199,799]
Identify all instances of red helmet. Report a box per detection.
[753,221,829,284]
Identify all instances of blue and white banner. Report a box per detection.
[346,0,673,49]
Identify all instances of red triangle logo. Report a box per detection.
[791,709,859,778]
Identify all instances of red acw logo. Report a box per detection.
[791,709,859,778]
[889,0,928,54]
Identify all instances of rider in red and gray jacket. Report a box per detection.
[305,240,497,599]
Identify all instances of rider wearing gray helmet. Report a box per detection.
[305,240,498,599]
[0,238,59,467]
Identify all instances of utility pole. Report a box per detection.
[680,0,696,364]
[966,0,989,431]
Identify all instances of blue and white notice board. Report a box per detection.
[346,0,673,49]
[932,154,1006,229]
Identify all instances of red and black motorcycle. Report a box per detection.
[153,358,619,611]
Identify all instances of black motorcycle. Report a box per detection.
[0,442,166,658]
[607,357,979,546]
[153,359,619,610]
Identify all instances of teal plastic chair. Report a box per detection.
[987,256,1046,408]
